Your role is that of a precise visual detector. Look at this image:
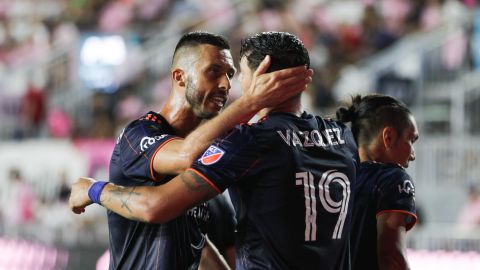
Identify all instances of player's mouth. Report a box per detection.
[208,93,227,109]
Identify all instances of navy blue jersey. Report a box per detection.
[350,162,417,270]
[108,111,209,270]
[191,112,358,270]
[206,194,236,257]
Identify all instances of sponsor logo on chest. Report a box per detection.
[140,135,168,151]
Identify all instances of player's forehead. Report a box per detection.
[195,44,234,70]
[403,114,419,139]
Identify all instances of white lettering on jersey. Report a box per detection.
[310,130,326,147]
[296,170,351,241]
[333,128,346,144]
[302,131,314,147]
[140,135,168,151]
[398,180,415,195]
[291,132,303,147]
[323,129,335,145]
[318,170,350,239]
[277,128,346,148]
[277,130,291,146]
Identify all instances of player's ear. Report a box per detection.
[382,126,397,149]
[172,68,186,87]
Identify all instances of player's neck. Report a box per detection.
[159,91,202,137]
[358,147,374,163]
[359,141,384,163]
[259,96,302,118]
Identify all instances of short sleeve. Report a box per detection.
[190,126,260,193]
[376,168,417,230]
[118,116,180,182]
[206,194,236,251]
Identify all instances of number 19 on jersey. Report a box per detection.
[296,170,351,241]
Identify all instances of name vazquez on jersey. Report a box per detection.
[277,128,346,148]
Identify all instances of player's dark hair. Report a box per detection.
[172,31,230,63]
[336,94,412,145]
[240,31,310,73]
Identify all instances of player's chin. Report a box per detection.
[198,108,220,119]
[208,100,226,112]
[206,103,225,116]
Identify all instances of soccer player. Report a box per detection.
[336,94,419,270]
[74,31,313,270]
[70,31,357,270]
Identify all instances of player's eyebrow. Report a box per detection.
[208,63,237,77]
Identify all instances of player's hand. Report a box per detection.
[69,177,95,214]
[243,55,313,109]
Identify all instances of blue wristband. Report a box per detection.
[88,181,109,204]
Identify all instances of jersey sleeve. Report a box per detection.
[118,117,180,182]
[206,194,236,250]
[376,168,417,231]
[189,125,260,193]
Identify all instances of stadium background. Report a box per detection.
[0,0,480,269]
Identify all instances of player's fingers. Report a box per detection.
[253,55,271,76]
[267,65,309,80]
[282,81,309,95]
[272,71,312,88]
[73,207,85,214]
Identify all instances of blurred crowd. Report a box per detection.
[0,0,475,142]
[0,0,479,256]
[0,166,108,245]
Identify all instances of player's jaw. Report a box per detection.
[186,86,228,119]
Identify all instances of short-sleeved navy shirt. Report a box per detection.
[205,194,236,257]
[108,111,209,270]
[191,112,358,270]
[350,162,417,270]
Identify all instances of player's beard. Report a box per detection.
[185,77,217,119]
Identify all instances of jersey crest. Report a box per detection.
[199,145,225,165]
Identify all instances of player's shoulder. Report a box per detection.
[362,162,407,175]
[317,114,350,131]
[383,163,410,177]
[238,113,294,142]
[124,111,173,136]
[251,111,317,130]
[375,163,414,189]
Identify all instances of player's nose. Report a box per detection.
[218,73,231,91]
[409,151,415,161]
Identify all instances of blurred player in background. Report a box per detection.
[336,94,419,270]
[70,31,357,270]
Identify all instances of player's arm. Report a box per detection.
[153,56,313,175]
[70,170,219,224]
[376,212,412,270]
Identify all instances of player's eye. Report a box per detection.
[227,70,235,79]
[207,68,219,78]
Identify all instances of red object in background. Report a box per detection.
[21,84,46,128]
